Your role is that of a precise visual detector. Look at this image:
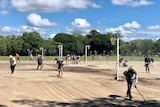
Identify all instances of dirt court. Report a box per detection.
[0,60,160,107]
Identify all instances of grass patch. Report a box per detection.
[1,55,160,61]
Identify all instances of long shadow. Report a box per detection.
[11,95,160,107]
[0,105,7,107]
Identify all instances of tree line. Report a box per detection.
[0,30,160,57]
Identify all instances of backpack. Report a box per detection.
[123,68,135,80]
[145,57,150,63]
[57,60,64,66]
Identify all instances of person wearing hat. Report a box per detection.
[9,55,17,74]
[123,66,138,100]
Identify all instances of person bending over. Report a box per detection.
[55,58,64,78]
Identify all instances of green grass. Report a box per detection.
[1,55,160,61]
[85,55,160,61]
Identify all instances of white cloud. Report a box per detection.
[20,25,33,32]
[106,26,123,33]
[0,10,9,15]
[20,25,49,35]
[1,26,11,32]
[106,21,160,41]
[111,0,154,7]
[66,18,91,34]
[71,18,90,28]
[20,25,29,30]
[0,24,54,38]
[123,36,137,41]
[0,26,13,36]
[146,25,160,30]
[106,21,141,37]
[26,13,57,27]
[11,0,101,13]
[123,21,141,29]
[49,33,56,38]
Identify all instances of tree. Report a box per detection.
[0,36,7,55]
[120,42,130,56]
[87,30,100,38]
[54,33,80,55]
[89,33,112,55]
[128,40,138,56]
[22,32,44,55]
[75,34,87,55]
[43,38,57,56]
[10,35,24,55]
[0,30,158,57]
[138,39,154,56]
[152,39,160,56]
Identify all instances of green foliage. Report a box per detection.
[0,36,7,55]
[54,33,82,55]
[43,38,57,56]
[10,36,24,55]
[0,30,160,57]
[138,39,154,56]
[89,33,112,55]
[22,32,44,55]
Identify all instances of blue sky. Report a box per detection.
[0,0,159,41]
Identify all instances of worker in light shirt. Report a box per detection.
[9,55,17,74]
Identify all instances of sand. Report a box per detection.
[0,60,160,107]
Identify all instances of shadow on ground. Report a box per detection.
[11,95,160,107]
[0,105,7,107]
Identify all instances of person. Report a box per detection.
[106,54,109,62]
[30,53,33,61]
[99,54,102,61]
[123,66,138,100]
[76,55,80,64]
[9,55,16,74]
[65,54,70,64]
[16,53,20,62]
[92,55,94,61]
[37,55,43,70]
[72,54,76,64]
[150,58,154,67]
[144,56,151,73]
[55,58,64,78]
[119,58,124,66]
[123,60,128,67]
[37,54,41,59]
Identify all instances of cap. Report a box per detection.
[9,55,13,58]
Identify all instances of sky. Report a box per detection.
[0,0,160,41]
